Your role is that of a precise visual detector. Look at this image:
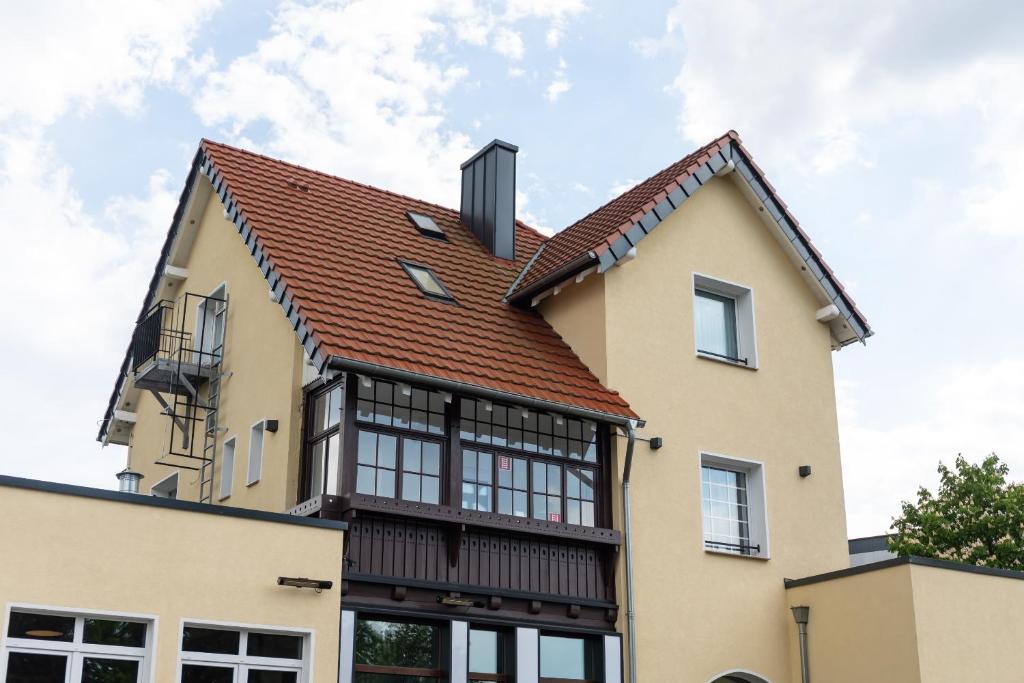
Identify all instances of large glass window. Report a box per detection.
[355,430,442,504]
[469,628,511,682]
[694,289,738,359]
[539,635,599,682]
[354,619,443,681]
[179,625,305,683]
[3,609,150,683]
[458,399,603,527]
[304,381,343,497]
[356,378,446,436]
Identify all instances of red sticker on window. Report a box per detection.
[549,513,561,522]
[499,456,511,470]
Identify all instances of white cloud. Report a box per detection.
[0,133,179,486]
[508,66,527,78]
[0,0,219,126]
[838,359,1024,536]
[652,0,1024,238]
[545,58,571,102]
[194,0,587,206]
[494,27,525,60]
[545,28,562,48]
[572,181,592,194]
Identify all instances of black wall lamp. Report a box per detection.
[277,576,333,592]
[799,465,812,478]
[265,419,279,433]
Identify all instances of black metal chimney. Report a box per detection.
[460,139,518,260]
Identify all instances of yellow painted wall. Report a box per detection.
[0,483,343,682]
[125,186,307,512]
[786,561,1024,682]
[910,564,1024,680]
[786,565,922,683]
[542,174,849,682]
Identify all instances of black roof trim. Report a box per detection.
[0,474,347,531]
[784,555,1024,589]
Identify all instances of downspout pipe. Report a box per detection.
[791,605,810,683]
[621,422,639,683]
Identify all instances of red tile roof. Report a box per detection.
[200,140,635,419]
[511,133,735,296]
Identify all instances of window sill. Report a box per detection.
[246,479,260,488]
[696,351,757,370]
[704,546,770,561]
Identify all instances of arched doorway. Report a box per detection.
[708,671,771,683]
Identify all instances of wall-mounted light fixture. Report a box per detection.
[798,465,812,478]
[265,419,279,433]
[437,595,484,608]
[277,576,333,593]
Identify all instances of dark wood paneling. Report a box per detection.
[345,512,615,604]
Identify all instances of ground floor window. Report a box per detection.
[539,634,601,682]
[700,453,768,557]
[468,627,512,682]
[2,608,151,682]
[178,624,307,683]
[354,618,444,681]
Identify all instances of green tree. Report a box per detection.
[889,454,1024,570]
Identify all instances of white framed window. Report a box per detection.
[699,453,769,558]
[195,283,227,365]
[220,437,236,500]
[693,273,757,368]
[150,471,179,499]
[1,605,155,682]
[177,622,310,683]
[247,421,265,487]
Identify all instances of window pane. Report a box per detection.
[84,618,147,647]
[356,465,376,495]
[463,482,477,510]
[358,431,377,465]
[475,484,492,512]
[539,635,592,679]
[402,473,422,501]
[181,664,234,683]
[695,289,738,358]
[422,442,440,476]
[463,449,477,481]
[6,611,75,642]
[377,469,396,497]
[5,652,67,682]
[326,433,341,495]
[82,657,140,683]
[378,435,398,469]
[404,440,422,473]
[247,632,303,659]
[248,672,298,683]
[310,440,325,496]
[355,620,439,668]
[421,476,440,504]
[469,629,501,675]
[182,626,241,655]
[477,452,491,484]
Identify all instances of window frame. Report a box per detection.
[300,379,345,500]
[692,273,758,369]
[0,604,156,683]
[537,632,602,683]
[220,436,236,501]
[398,260,456,303]
[352,615,446,681]
[247,420,266,487]
[353,423,447,505]
[468,625,513,683]
[698,452,770,559]
[457,398,607,529]
[176,619,312,683]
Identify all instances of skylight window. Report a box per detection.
[407,211,445,239]
[400,261,455,302]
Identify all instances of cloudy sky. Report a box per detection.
[2,0,1022,537]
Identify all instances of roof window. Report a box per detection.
[400,261,455,302]
[407,211,445,239]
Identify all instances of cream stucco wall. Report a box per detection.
[786,561,1024,682]
[542,174,849,682]
[0,481,344,682]
[785,564,921,682]
[124,186,307,512]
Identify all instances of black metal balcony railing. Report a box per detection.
[131,301,186,372]
[704,539,761,556]
[130,294,226,373]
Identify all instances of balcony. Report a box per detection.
[130,295,224,395]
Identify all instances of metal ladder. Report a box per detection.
[198,300,228,504]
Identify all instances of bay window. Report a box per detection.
[303,382,343,498]
[459,398,603,527]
